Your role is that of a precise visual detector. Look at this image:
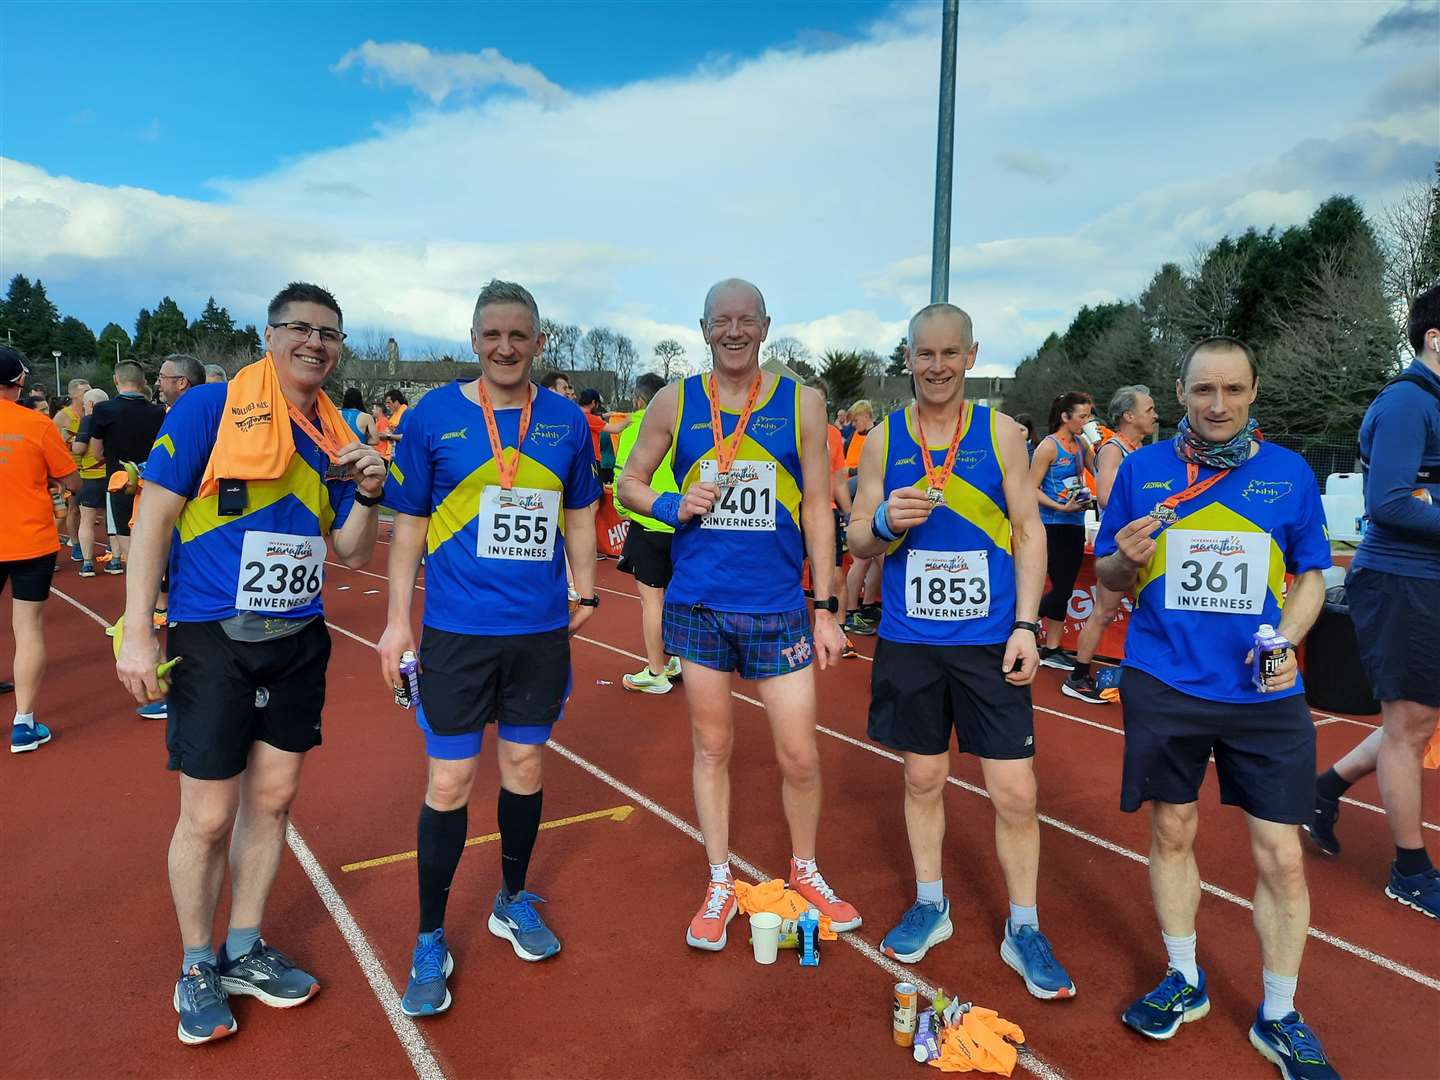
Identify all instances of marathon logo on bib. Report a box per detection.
[1164,529,1269,614]
[477,485,560,561]
[699,459,777,531]
[236,531,324,613]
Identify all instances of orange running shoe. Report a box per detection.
[685,879,737,951]
[789,860,862,931]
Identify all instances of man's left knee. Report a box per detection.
[1253,829,1306,890]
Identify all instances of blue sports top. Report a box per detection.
[383,381,602,635]
[878,403,1017,646]
[666,372,806,613]
[1038,433,1085,526]
[340,407,367,443]
[144,382,356,623]
[1353,359,1440,580]
[1095,440,1331,704]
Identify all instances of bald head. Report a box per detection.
[703,278,767,323]
[908,303,974,349]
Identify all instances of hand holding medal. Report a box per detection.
[678,370,762,523]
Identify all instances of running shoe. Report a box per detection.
[880,900,953,963]
[841,635,859,659]
[1384,863,1439,919]
[401,929,454,1017]
[10,721,52,754]
[1061,674,1107,704]
[663,656,682,681]
[137,700,167,720]
[1248,1009,1339,1080]
[103,559,125,575]
[861,602,882,624]
[842,612,876,637]
[78,561,96,578]
[218,940,319,1007]
[622,666,673,694]
[1038,647,1075,672]
[488,889,561,961]
[1303,789,1342,857]
[69,544,83,563]
[0,681,12,694]
[1000,922,1075,999]
[1121,968,1210,1039]
[174,962,237,1045]
[789,860,861,931]
[685,878,737,951]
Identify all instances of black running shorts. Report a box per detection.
[0,553,57,603]
[417,625,570,737]
[616,524,673,589]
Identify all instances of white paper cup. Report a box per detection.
[750,912,782,964]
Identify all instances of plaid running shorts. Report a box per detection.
[662,602,813,680]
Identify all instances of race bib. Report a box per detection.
[699,459,777,531]
[477,485,560,561]
[905,548,990,621]
[235,531,325,613]
[1164,529,1270,614]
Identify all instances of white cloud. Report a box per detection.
[995,150,1067,183]
[333,40,566,106]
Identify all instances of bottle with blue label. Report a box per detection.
[395,650,421,709]
[1252,624,1291,691]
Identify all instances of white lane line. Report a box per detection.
[543,738,1066,1080]
[326,561,426,590]
[572,632,1440,990]
[48,588,447,1080]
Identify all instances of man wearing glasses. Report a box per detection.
[158,353,205,408]
[115,283,386,1046]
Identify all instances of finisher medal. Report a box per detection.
[914,401,969,509]
[1149,502,1177,524]
[708,369,763,486]
[926,487,944,506]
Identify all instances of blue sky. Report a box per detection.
[3,0,1436,375]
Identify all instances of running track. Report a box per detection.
[2,544,1437,1080]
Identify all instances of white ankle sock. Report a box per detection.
[1162,931,1199,986]
[14,712,34,729]
[917,878,944,907]
[708,862,731,884]
[1261,969,1297,1021]
[792,855,818,876]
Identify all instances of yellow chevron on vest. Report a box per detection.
[427,455,566,555]
[677,431,802,516]
[886,402,1009,556]
[1136,500,1285,607]
[152,433,176,459]
[388,459,405,485]
[177,452,334,543]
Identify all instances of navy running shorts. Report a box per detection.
[1346,567,1440,707]
[416,626,569,760]
[78,476,107,510]
[867,637,1034,759]
[662,602,813,681]
[1119,667,1315,824]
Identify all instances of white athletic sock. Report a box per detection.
[1008,902,1039,932]
[13,712,34,729]
[1261,969,1297,1021]
[708,862,731,884]
[1162,931,1199,987]
[791,855,818,877]
[917,879,944,908]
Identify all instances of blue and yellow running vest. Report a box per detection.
[1038,433,1084,526]
[667,372,805,613]
[879,403,1017,646]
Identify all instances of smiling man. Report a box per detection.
[849,304,1072,999]
[115,282,386,1046]
[619,277,858,951]
[1095,337,1337,1079]
[378,280,600,1017]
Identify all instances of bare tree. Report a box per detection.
[652,338,688,380]
[1183,242,1249,337]
[581,327,616,371]
[614,335,638,400]
[1376,178,1440,322]
[539,319,581,371]
[762,336,810,369]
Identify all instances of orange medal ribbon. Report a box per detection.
[285,402,348,467]
[477,379,533,491]
[914,401,969,506]
[1150,464,1229,524]
[708,370,764,485]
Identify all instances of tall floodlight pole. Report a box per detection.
[930,0,959,303]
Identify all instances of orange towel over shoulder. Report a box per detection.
[199,354,349,499]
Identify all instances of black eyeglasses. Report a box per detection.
[269,321,347,345]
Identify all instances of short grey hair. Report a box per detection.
[472,279,540,333]
[703,278,767,323]
[164,353,205,386]
[67,378,91,396]
[907,303,974,349]
[204,363,228,382]
[1109,384,1151,428]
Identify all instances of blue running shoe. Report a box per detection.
[69,544,83,563]
[1385,863,1439,919]
[401,929,454,1017]
[173,962,237,1045]
[488,889,561,961]
[880,900,953,963]
[219,940,319,1007]
[78,561,97,578]
[1000,922,1076,999]
[1248,1009,1339,1080]
[10,721,52,754]
[137,700,167,720]
[1121,968,1210,1039]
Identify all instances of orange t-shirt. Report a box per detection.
[826,424,846,508]
[845,429,868,472]
[0,399,79,560]
[585,412,605,460]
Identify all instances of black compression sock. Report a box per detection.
[1071,661,1092,680]
[1315,767,1354,802]
[417,803,468,933]
[1395,846,1433,877]
[499,787,543,898]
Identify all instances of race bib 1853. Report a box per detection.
[477,485,560,561]
[1163,529,1270,614]
[235,531,325,613]
[905,548,990,621]
[699,459,777,531]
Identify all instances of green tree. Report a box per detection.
[234,324,262,360]
[190,296,236,350]
[135,296,191,357]
[0,274,61,358]
[96,322,133,365]
[819,349,866,407]
[886,338,907,376]
[54,316,97,367]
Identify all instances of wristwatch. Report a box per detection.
[813,597,839,614]
[354,490,382,508]
[1011,620,1042,636]
[576,596,600,608]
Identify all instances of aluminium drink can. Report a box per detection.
[893,982,919,1046]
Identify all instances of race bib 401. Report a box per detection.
[699,459,778,531]
[1163,529,1270,614]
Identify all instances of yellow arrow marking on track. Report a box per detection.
[341,804,635,872]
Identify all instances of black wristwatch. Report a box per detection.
[577,596,600,608]
[1011,620,1042,636]
[813,597,839,614]
[354,491,382,508]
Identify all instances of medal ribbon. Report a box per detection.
[285,402,348,465]
[913,401,969,496]
[708,370,764,477]
[1158,464,1230,515]
[477,379,533,491]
